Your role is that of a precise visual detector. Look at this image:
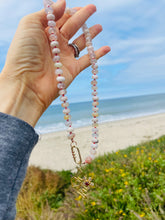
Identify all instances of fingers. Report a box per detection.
[56,7,82,29]
[78,46,111,73]
[72,24,103,52]
[35,0,66,29]
[60,4,96,40]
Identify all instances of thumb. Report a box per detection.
[36,0,66,28]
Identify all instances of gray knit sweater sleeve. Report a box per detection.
[0,112,39,220]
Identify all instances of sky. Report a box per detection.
[0,0,165,103]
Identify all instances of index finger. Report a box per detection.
[35,0,66,29]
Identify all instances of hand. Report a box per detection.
[0,0,110,126]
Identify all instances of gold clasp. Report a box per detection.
[71,142,82,166]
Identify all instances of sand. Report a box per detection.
[29,113,165,171]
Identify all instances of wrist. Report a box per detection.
[0,74,44,127]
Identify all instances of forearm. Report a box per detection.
[0,112,38,220]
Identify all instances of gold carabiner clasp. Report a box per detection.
[71,142,82,166]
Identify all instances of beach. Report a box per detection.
[29,113,165,171]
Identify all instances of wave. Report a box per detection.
[35,108,165,134]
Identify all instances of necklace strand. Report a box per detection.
[44,0,99,197]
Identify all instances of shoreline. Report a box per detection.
[29,113,165,171]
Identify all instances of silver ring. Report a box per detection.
[68,43,80,58]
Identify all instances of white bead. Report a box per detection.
[88,45,94,50]
[91,143,98,148]
[56,76,65,82]
[92,101,99,106]
[92,138,99,143]
[60,96,68,102]
[62,102,69,108]
[93,107,99,112]
[92,75,98,80]
[92,118,98,123]
[51,41,59,48]
[54,62,63,68]
[67,133,75,140]
[67,127,74,133]
[90,154,95,160]
[53,55,60,62]
[49,34,57,41]
[55,69,63,75]
[45,7,53,14]
[48,20,56,27]
[92,128,98,133]
[92,133,99,138]
[48,28,55,35]
[92,69,98,74]
[65,121,72,127]
[86,41,92,47]
[92,91,98,96]
[92,63,98,69]
[59,89,66,96]
[63,108,70,114]
[52,48,60,54]
[93,96,99,101]
[47,13,55,20]
[92,86,98,91]
[90,148,97,155]
[91,80,97,85]
[57,83,65,89]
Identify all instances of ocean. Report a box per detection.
[35,93,165,134]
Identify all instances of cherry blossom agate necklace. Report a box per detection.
[43,0,99,198]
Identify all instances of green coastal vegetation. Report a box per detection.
[16,136,165,220]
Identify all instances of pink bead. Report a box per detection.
[85,156,92,164]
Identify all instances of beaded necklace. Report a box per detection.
[43,0,99,198]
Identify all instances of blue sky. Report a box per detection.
[0,0,165,103]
